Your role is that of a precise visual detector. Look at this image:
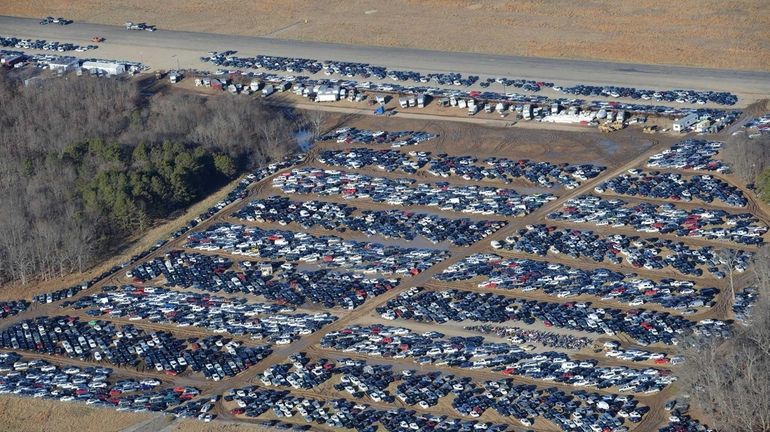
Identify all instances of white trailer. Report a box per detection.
[522,104,532,120]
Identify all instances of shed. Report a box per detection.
[48,57,79,73]
[81,61,125,75]
[0,53,24,67]
[673,113,699,132]
[315,85,339,102]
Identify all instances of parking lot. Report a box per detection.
[0,118,762,432]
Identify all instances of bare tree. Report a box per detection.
[717,248,742,301]
[305,108,330,140]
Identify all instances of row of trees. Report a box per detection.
[0,71,297,286]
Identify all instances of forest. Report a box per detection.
[0,72,296,285]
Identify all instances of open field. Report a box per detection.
[0,395,150,432]
[1,0,769,71]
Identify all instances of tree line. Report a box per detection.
[0,71,296,286]
[678,246,770,432]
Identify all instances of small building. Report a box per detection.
[277,81,291,92]
[315,85,339,102]
[0,53,24,67]
[673,113,699,132]
[522,104,532,120]
[259,263,273,277]
[81,61,125,75]
[694,119,713,133]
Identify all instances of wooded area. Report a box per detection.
[721,134,770,202]
[679,246,770,432]
[0,72,296,286]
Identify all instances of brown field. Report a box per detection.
[0,396,150,432]
[0,0,768,71]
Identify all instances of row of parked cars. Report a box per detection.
[548,195,766,245]
[460,382,646,430]
[378,287,721,346]
[226,387,509,431]
[601,342,681,365]
[596,169,748,208]
[201,50,738,106]
[321,325,675,392]
[204,52,323,74]
[743,113,770,137]
[0,36,97,53]
[464,325,593,350]
[321,128,437,148]
[167,395,218,422]
[646,139,728,172]
[186,224,448,275]
[0,316,272,381]
[493,224,752,278]
[479,77,551,92]
[128,250,399,309]
[232,196,506,247]
[39,16,73,25]
[438,253,718,312]
[554,85,737,106]
[63,285,337,344]
[0,300,29,319]
[659,414,713,432]
[319,148,430,173]
[318,146,604,189]
[0,352,201,412]
[203,52,482,88]
[426,156,604,189]
[273,168,557,217]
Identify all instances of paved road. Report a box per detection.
[2,15,770,105]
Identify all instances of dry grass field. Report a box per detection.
[0,396,150,432]
[0,0,768,71]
